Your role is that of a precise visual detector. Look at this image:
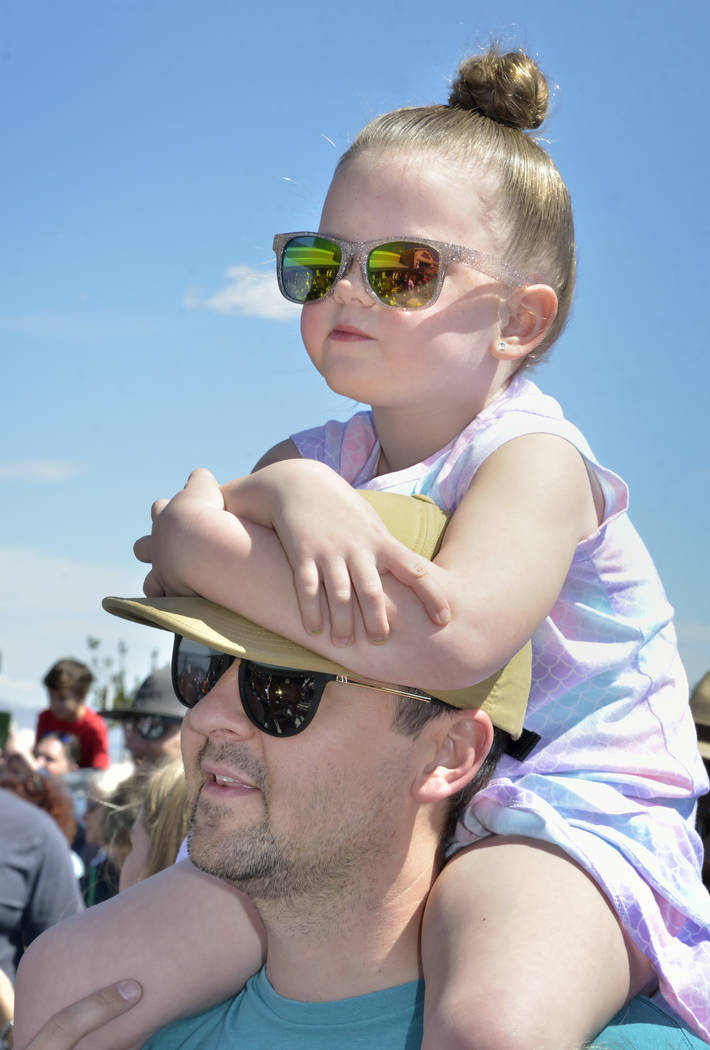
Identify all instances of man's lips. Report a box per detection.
[200,762,259,792]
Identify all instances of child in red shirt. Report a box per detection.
[35,659,109,770]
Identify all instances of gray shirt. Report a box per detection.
[0,787,83,979]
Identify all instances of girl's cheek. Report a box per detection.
[300,305,326,365]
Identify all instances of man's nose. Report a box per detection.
[183,660,256,740]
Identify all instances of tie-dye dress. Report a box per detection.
[292,373,710,1041]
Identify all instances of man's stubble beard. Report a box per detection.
[186,740,404,914]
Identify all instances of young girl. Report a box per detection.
[16,46,710,1050]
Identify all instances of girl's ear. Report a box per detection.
[491,284,558,362]
[412,710,494,804]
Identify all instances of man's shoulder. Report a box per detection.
[592,996,708,1048]
[141,994,238,1049]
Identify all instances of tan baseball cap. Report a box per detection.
[103,491,532,739]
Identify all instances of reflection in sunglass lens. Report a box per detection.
[367,242,440,307]
[281,235,342,303]
[239,663,321,736]
[129,716,173,741]
[173,636,235,709]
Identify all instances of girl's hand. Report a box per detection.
[134,469,226,597]
[20,980,142,1050]
[226,461,451,647]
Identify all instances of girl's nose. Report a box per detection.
[332,258,374,307]
[184,660,256,740]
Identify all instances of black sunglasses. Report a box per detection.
[171,634,432,738]
[125,715,182,741]
[272,232,530,311]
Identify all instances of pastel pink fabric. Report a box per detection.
[292,375,710,1040]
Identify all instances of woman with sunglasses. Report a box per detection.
[18,45,709,1050]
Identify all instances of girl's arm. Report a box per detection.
[134,432,599,691]
[14,861,266,1050]
[19,981,142,1050]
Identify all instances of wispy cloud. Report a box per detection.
[185,265,300,321]
[0,547,144,613]
[0,460,82,482]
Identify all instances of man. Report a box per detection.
[101,667,184,767]
[113,602,525,1049]
[15,496,706,1050]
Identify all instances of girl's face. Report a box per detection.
[300,150,513,423]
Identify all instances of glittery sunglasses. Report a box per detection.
[272,232,530,311]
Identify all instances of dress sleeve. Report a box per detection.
[291,411,378,483]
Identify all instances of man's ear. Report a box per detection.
[491,284,558,363]
[412,710,494,804]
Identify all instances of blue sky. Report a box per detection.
[2,0,708,731]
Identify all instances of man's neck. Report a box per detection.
[258,854,437,1002]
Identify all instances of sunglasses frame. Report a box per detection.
[171,634,432,739]
[125,714,183,741]
[272,231,531,311]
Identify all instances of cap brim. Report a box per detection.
[100,707,182,722]
[103,491,531,737]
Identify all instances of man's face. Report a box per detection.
[181,658,425,903]
[123,717,183,765]
[34,736,74,776]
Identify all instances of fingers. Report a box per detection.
[292,547,447,646]
[384,553,451,627]
[183,468,224,507]
[320,558,356,648]
[293,560,324,638]
[150,498,169,522]
[133,534,152,563]
[142,569,167,598]
[24,980,142,1050]
[347,550,390,643]
[292,559,357,647]
[184,466,218,488]
[296,555,390,646]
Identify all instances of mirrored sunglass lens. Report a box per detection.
[367,241,440,307]
[281,236,342,303]
[174,637,234,708]
[240,663,319,736]
[134,716,166,741]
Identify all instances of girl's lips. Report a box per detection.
[329,324,373,341]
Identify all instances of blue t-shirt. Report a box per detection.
[142,968,706,1049]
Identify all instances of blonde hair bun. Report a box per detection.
[448,47,549,131]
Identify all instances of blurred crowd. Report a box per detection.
[0,657,189,1048]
